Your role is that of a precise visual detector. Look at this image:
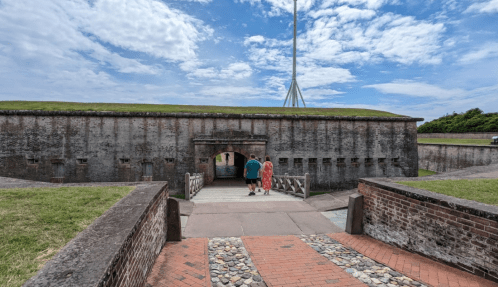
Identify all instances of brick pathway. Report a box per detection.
[329,233,498,287]
[242,235,366,287]
[147,238,209,287]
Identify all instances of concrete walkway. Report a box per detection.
[191,186,302,203]
[182,181,354,238]
[184,201,344,237]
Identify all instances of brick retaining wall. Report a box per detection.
[358,178,498,283]
[23,182,168,287]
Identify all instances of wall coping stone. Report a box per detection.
[0,109,424,122]
[359,178,498,221]
[23,182,168,287]
[418,132,498,134]
[418,143,498,148]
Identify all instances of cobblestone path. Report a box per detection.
[329,233,497,287]
[147,233,498,287]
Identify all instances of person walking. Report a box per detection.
[261,155,273,195]
[256,157,263,192]
[244,154,262,196]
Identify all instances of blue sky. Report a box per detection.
[1,0,497,124]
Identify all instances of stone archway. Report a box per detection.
[193,134,268,184]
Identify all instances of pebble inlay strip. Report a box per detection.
[299,235,428,287]
[208,237,267,287]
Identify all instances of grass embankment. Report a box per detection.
[396,179,498,206]
[0,186,134,287]
[0,101,405,117]
[418,169,437,177]
[418,138,492,145]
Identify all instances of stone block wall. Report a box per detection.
[0,110,422,191]
[418,132,498,139]
[23,183,168,287]
[358,178,498,283]
[418,143,498,172]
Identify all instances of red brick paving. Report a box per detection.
[329,232,498,287]
[242,235,367,287]
[147,238,210,287]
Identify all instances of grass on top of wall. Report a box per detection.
[417,138,492,145]
[395,179,498,206]
[418,169,437,177]
[0,101,406,118]
[0,186,135,287]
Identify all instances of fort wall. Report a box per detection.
[0,110,422,191]
[418,143,498,173]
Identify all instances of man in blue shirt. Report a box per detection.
[244,154,262,196]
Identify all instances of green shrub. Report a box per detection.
[418,108,498,133]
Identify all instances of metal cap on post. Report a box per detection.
[185,173,190,201]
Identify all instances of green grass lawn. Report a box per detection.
[0,186,134,287]
[417,138,492,145]
[0,101,406,117]
[418,169,437,177]
[396,179,498,206]
[170,194,186,200]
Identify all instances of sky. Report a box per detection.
[0,0,497,124]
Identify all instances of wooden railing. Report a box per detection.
[272,173,311,199]
[185,172,204,200]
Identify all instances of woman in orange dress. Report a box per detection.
[261,155,273,195]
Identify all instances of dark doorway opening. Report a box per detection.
[213,152,247,186]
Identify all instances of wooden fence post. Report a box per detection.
[284,173,289,191]
[185,173,190,201]
[304,173,311,199]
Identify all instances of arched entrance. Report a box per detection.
[193,133,268,184]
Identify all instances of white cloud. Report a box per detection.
[199,86,263,97]
[363,80,467,99]
[299,66,355,88]
[465,0,498,14]
[459,43,498,63]
[238,0,315,16]
[301,88,344,100]
[303,12,445,65]
[178,0,212,3]
[321,0,390,10]
[186,62,253,80]
[244,35,266,46]
[65,0,213,62]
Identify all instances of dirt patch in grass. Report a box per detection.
[396,179,498,206]
[0,101,407,117]
[0,186,134,287]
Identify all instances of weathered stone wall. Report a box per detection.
[0,110,422,191]
[418,132,498,139]
[418,143,498,172]
[23,182,168,287]
[358,178,498,283]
